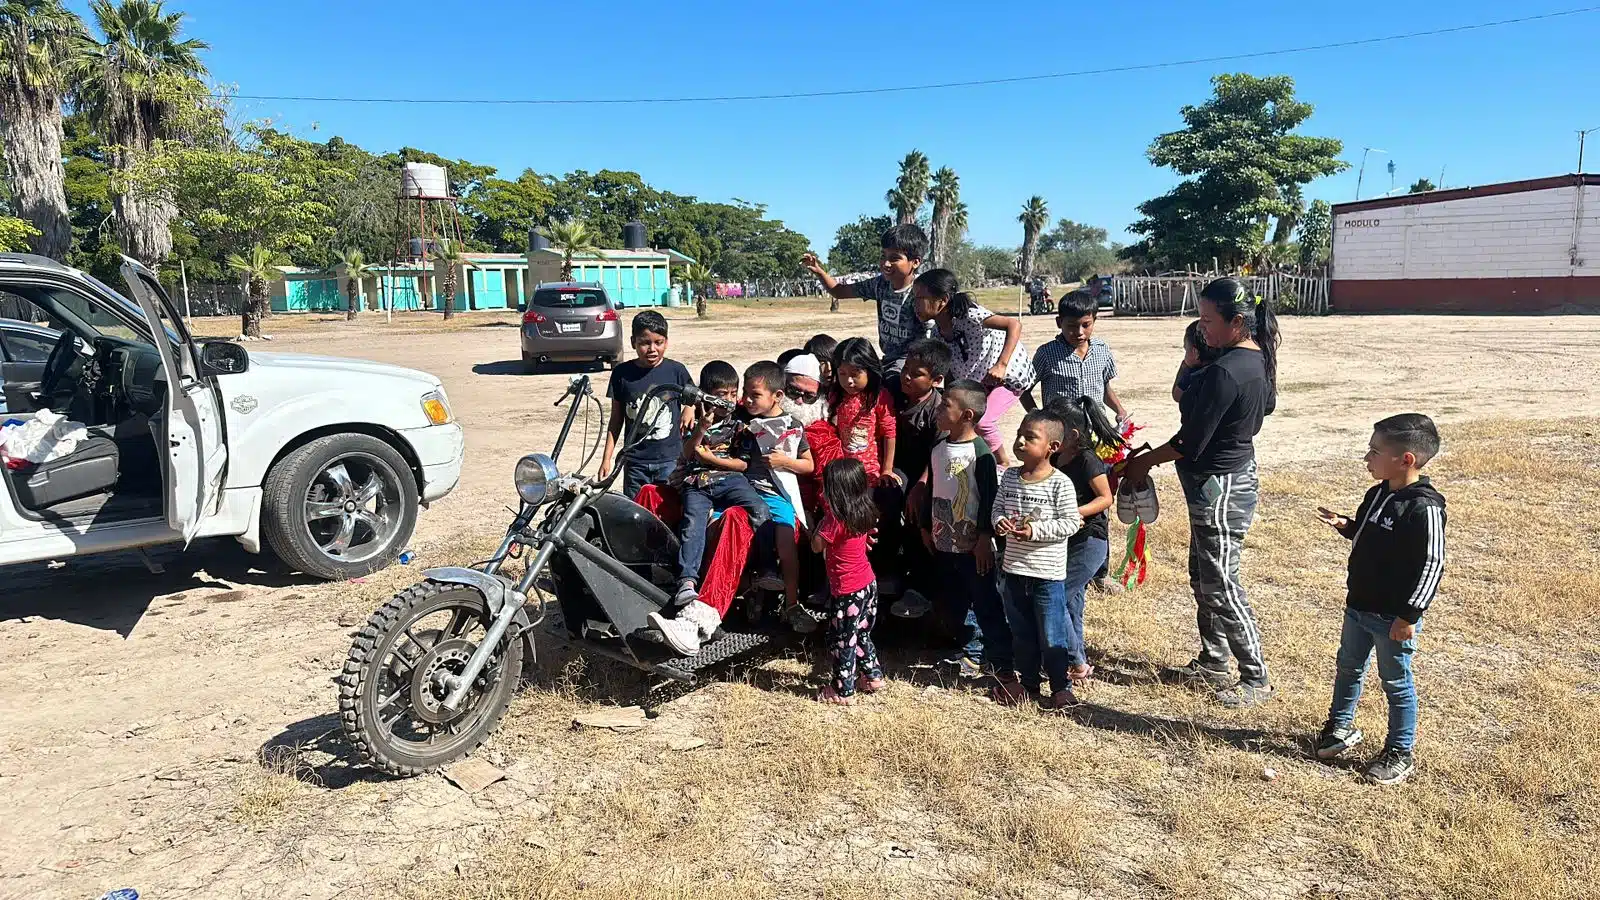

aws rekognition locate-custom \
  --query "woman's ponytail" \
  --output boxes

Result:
[1253,296,1280,394]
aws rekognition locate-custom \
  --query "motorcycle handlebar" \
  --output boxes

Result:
[679,383,736,411]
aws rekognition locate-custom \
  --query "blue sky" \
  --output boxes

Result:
[72,1,1600,252]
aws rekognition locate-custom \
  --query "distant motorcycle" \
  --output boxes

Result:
[1027,278,1053,315]
[338,374,788,776]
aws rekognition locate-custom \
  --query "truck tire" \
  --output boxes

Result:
[262,433,419,581]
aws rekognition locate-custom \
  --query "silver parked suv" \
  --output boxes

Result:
[519,282,624,373]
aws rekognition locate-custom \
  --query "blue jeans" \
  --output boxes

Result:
[676,475,771,584]
[1064,537,1109,668]
[622,457,676,503]
[1002,572,1070,695]
[1327,608,1421,752]
[935,551,1012,672]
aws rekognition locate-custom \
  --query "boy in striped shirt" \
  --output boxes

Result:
[1313,414,1448,786]
[992,411,1083,711]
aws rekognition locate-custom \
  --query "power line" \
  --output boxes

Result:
[229,6,1599,107]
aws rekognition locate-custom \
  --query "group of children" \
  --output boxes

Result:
[599,221,1448,784]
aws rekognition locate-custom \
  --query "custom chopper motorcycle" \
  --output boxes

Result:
[338,374,788,776]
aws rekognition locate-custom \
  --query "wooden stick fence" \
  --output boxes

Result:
[1112,273,1329,316]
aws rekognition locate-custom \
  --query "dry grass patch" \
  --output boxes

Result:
[231,743,320,830]
[379,417,1599,899]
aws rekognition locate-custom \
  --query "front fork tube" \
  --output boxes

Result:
[440,493,588,713]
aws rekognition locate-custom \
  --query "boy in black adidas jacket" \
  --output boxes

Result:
[1312,414,1447,786]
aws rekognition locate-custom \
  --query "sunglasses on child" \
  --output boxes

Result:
[784,385,819,403]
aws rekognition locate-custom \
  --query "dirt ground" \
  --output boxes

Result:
[4,304,1599,900]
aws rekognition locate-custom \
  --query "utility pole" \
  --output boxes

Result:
[1355,148,1388,200]
[179,259,191,323]
[1578,127,1600,173]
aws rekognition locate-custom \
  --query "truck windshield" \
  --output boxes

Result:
[533,289,605,309]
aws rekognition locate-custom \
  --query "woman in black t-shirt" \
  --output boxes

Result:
[1121,278,1280,709]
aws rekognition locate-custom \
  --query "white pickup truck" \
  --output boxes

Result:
[0,253,465,580]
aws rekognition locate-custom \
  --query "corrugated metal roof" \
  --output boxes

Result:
[1333,173,1600,215]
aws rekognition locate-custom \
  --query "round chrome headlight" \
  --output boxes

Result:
[513,453,560,505]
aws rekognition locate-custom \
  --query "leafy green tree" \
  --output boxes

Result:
[0,0,82,259]
[1038,218,1119,281]
[927,166,960,267]
[463,168,552,251]
[1123,73,1346,271]
[1297,199,1332,268]
[70,0,209,266]
[1408,178,1436,194]
[0,215,42,251]
[339,246,368,320]
[129,122,339,270]
[972,245,1017,282]
[828,213,893,274]
[1018,196,1049,281]
[542,219,598,281]
[61,111,119,281]
[226,243,283,338]
[887,150,929,225]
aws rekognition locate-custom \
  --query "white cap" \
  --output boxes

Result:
[784,353,821,382]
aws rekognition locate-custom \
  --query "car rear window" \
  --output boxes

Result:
[533,289,606,308]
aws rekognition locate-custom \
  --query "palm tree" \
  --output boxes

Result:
[927,166,961,267]
[680,262,713,318]
[887,150,930,225]
[431,238,473,321]
[950,201,969,241]
[0,0,82,260]
[338,247,369,321]
[69,0,208,266]
[1018,196,1049,282]
[1271,183,1303,247]
[227,243,283,339]
[542,219,598,281]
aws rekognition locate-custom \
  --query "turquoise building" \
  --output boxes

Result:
[268,247,694,314]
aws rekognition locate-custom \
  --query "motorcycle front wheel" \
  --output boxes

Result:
[338,579,524,777]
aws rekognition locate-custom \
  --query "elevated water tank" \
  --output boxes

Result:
[407,237,426,258]
[400,162,450,199]
[623,220,647,250]
[528,229,550,252]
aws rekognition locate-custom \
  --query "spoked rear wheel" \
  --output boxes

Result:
[339,580,524,777]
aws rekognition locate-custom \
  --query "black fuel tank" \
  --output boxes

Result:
[588,492,680,568]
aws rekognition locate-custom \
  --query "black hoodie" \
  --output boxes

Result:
[1337,477,1448,624]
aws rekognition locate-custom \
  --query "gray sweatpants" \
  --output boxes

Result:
[1178,462,1268,684]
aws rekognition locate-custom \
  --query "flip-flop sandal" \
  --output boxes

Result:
[1070,665,1095,684]
[859,678,887,694]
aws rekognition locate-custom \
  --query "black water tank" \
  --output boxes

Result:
[623,220,647,250]
[528,229,550,252]
[407,237,425,258]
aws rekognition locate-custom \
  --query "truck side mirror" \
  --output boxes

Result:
[199,341,250,376]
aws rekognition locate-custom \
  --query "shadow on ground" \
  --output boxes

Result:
[261,712,392,790]
[0,539,318,637]
[472,360,605,377]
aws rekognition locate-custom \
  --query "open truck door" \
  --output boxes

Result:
[118,257,227,544]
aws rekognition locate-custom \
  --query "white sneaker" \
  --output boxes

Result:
[683,599,723,641]
[647,611,702,655]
